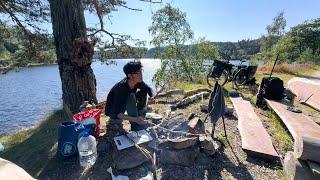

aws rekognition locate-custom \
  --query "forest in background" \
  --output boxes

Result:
[1,12,319,72]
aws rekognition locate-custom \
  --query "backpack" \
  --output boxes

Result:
[263,77,284,100]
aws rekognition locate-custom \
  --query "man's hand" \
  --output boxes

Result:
[135,117,150,125]
[147,97,156,105]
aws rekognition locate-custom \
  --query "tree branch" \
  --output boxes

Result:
[88,0,161,48]
[140,0,163,3]
[0,1,36,56]
[88,0,119,47]
[119,4,142,11]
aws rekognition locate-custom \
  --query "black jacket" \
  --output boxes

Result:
[104,78,152,119]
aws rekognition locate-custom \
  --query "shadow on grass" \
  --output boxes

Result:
[0,110,69,178]
[0,109,114,179]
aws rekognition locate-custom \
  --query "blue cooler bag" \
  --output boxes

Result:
[56,121,84,160]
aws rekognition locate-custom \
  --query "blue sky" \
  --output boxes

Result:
[66,0,319,46]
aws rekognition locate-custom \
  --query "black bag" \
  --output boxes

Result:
[256,54,284,108]
[262,77,284,100]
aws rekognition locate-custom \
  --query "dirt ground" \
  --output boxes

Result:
[38,93,284,180]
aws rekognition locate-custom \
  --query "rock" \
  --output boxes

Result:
[115,147,150,170]
[200,104,208,113]
[224,105,234,116]
[199,135,221,156]
[159,147,200,166]
[159,137,198,150]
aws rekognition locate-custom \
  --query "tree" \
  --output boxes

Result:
[48,0,97,113]
[149,4,219,88]
[1,0,161,113]
[266,12,286,36]
[290,18,320,55]
[149,4,194,81]
[260,12,287,62]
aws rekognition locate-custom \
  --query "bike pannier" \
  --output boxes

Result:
[209,60,227,78]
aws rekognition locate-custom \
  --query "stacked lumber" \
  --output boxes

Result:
[266,99,320,179]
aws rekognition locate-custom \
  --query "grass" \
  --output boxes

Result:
[0,109,69,178]
[175,80,207,91]
[212,63,320,154]
[0,63,319,178]
[267,111,293,155]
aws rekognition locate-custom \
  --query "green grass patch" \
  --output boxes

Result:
[174,80,207,91]
[0,109,69,178]
[267,111,293,154]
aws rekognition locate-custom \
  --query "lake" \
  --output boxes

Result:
[0,59,161,135]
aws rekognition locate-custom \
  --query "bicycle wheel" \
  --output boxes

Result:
[233,68,248,89]
[207,70,228,88]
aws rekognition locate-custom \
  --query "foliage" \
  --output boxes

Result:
[149,4,220,88]
[266,12,286,36]
[0,0,150,69]
[0,23,56,68]
[256,11,320,64]
[259,12,287,61]
[146,39,260,60]
[0,0,51,64]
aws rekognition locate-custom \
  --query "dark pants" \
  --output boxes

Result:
[107,91,148,140]
[126,91,148,131]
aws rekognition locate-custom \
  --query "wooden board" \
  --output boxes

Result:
[230,97,278,159]
[288,77,320,111]
[265,99,320,141]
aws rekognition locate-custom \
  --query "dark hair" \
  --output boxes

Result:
[123,61,143,76]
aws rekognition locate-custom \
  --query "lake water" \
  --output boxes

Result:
[0,59,161,135]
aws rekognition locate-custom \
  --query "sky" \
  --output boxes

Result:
[59,0,320,47]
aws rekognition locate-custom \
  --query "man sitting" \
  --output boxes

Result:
[105,61,153,135]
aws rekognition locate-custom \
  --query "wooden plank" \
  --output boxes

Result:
[288,77,320,111]
[308,161,320,176]
[265,99,320,141]
[230,97,278,159]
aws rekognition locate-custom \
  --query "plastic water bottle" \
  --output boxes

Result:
[77,131,97,167]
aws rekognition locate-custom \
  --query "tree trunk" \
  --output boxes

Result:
[49,0,97,114]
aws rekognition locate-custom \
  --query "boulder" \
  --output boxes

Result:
[199,135,221,156]
[159,137,198,150]
[159,147,200,166]
[115,147,150,170]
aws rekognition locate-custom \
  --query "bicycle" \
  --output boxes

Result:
[206,59,258,89]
